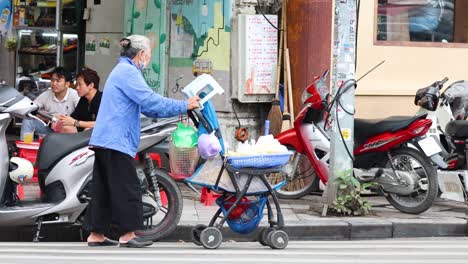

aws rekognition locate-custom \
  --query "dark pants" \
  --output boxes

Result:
[84,148,143,236]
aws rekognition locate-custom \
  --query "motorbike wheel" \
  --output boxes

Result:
[267,146,319,199]
[136,168,183,241]
[384,147,438,214]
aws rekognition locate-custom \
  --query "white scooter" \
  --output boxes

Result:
[0,83,183,242]
[415,78,468,202]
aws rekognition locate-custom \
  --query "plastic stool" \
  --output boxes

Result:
[15,141,40,198]
[134,153,162,168]
[16,140,40,164]
[148,153,162,167]
[16,183,41,200]
[16,168,39,200]
[17,185,24,200]
[159,190,168,207]
[181,74,224,110]
[31,168,38,183]
[200,187,220,206]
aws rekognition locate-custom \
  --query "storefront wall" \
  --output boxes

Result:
[355,1,468,119]
[123,0,167,95]
[85,0,125,88]
[165,0,232,112]
[0,48,15,85]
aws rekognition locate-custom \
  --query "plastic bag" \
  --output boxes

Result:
[216,196,267,234]
[221,196,250,220]
[253,135,288,154]
[198,131,222,160]
[172,123,198,148]
[229,135,288,156]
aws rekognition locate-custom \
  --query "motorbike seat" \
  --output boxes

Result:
[36,129,92,171]
[354,114,427,145]
[446,120,468,138]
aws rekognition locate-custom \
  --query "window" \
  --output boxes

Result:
[376,0,468,45]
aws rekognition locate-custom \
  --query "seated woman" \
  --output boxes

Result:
[59,68,102,133]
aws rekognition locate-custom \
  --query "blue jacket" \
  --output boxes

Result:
[90,57,188,157]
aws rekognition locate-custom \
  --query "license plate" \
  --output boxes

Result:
[418,137,442,157]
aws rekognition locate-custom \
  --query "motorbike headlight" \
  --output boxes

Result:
[301,89,311,104]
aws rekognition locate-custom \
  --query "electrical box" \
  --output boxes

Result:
[236,0,277,6]
[233,14,278,103]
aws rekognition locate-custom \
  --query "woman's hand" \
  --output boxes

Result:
[59,115,76,127]
[187,96,201,110]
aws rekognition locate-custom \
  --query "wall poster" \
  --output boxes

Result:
[126,0,168,94]
[0,0,12,38]
[243,15,277,95]
[167,0,231,106]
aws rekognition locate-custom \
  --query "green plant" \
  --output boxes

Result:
[330,173,375,216]
[5,37,16,50]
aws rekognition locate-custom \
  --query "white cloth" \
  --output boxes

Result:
[33,88,79,115]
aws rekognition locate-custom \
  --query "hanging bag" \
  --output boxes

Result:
[169,121,200,179]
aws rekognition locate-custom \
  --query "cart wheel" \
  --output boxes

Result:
[200,227,223,249]
[191,224,207,246]
[258,227,275,246]
[267,230,288,249]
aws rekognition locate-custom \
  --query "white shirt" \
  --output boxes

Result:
[33,88,80,115]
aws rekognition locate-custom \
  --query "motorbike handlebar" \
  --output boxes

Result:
[36,110,57,123]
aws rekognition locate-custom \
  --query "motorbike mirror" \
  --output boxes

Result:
[438,77,449,89]
[321,69,330,80]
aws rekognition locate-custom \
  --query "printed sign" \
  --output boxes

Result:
[243,15,278,95]
[99,37,111,56]
[0,0,12,37]
[85,34,97,55]
[341,128,352,141]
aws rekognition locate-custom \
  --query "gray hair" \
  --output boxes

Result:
[120,35,151,59]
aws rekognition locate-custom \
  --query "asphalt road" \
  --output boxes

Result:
[0,238,467,264]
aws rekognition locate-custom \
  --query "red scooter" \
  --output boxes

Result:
[272,70,438,214]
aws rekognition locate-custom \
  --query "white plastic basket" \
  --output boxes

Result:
[227,152,293,169]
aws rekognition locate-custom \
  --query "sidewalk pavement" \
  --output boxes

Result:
[167,189,468,242]
[1,184,467,242]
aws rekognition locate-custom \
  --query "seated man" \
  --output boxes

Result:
[59,68,102,133]
[20,67,80,140]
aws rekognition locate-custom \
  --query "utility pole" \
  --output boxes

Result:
[55,0,63,67]
[323,0,357,215]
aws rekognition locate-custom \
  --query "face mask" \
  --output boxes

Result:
[138,52,147,70]
[139,59,147,70]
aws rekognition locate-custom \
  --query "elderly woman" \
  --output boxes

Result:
[85,35,200,248]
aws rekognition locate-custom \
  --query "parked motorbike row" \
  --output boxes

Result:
[415,78,468,202]
[269,71,439,214]
[272,73,468,210]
